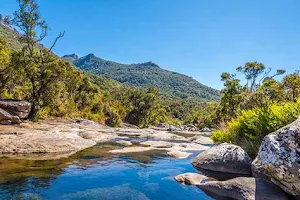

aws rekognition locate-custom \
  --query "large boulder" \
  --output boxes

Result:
[198,177,289,200]
[0,99,31,119]
[179,124,198,132]
[0,108,20,124]
[252,117,300,197]
[201,127,211,132]
[167,125,180,132]
[192,143,252,175]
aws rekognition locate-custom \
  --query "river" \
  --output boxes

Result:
[0,142,213,200]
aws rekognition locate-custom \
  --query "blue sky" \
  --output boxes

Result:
[1,0,299,89]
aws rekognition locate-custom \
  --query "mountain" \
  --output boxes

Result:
[0,23,44,51]
[62,54,220,101]
[0,23,23,50]
[1,22,219,102]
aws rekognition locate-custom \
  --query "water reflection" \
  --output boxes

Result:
[60,185,149,200]
[0,142,212,200]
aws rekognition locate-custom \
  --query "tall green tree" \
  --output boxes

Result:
[283,71,300,102]
[236,62,285,92]
[125,86,161,127]
[218,73,242,120]
[12,0,65,117]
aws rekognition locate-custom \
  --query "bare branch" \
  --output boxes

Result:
[46,31,65,58]
[258,67,271,86]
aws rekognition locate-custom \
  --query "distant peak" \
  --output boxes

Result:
[140,61,160,68]
[62,53,78,59]
[86,53,96,58]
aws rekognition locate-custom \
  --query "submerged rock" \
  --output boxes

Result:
[140,141,173,148]
[61,185,149,200]
[174,173,209,185]
[189,135,213,145]
[198,177,289,200]
[252,117,300,197]
[110,147,155,154]
[192,143,252,175]
[167,150,191,159]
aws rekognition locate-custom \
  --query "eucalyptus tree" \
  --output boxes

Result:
[12,0,65,117]
[283,71,300,102]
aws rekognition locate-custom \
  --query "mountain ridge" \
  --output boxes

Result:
[63,53,220,101]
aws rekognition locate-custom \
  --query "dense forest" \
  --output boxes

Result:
[1,0,300,158]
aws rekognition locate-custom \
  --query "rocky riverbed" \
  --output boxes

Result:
[0,118,213,160]
[1,116,299,199]
[174,117,300,200]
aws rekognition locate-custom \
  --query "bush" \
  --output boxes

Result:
[211,99,300,158]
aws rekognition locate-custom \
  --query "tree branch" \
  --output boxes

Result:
[48,31,65,54]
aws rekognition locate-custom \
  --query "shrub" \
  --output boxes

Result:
[211,99,300,158]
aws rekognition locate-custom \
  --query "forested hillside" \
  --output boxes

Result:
[0,15,215,128]
[63,54,220,101]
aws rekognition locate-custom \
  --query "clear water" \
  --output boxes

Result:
[0,143,213,200]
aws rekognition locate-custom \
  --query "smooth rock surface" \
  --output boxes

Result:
[0,108,20,124]
[174,173,209,185]
[167,150,191,159]
[198,177,289,200]
[252,117,300,196]
[192,143,252,175]
[116,140,132,146]
[189,135,213,145]
[201,127,211,132]
[0,130,96,155]
[0,99,31,119]
[110,147,155,154]
[140,141,173,148]
[0,119,213,160]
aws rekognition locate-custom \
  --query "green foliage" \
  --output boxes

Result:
[184,102,218,128]
[217,73,243,120]
[212,62,300,157]
[63,53,220,102]
[236,62,266,92]
[0,24,23,51]
[283,71,300,102]
[0,37,10,67]
[216,62,288,122]
[212,99,300,158]
[125,87,161,128]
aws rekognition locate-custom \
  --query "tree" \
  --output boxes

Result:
[11,0,65,117]
[236,62,266,92]
[236,62,285,92]
[218,73,243,120]
[283,71,300,102]
[125,86,160,127]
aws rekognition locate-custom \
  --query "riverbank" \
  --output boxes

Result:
[0,118,213,160]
